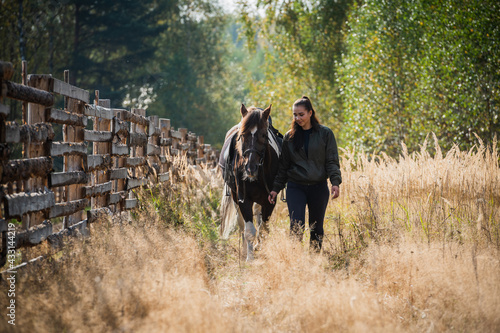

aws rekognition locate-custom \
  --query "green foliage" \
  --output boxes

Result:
[68,0,173,102]
[0,0,171,102]
[419,0,500,149]
[135,174,222,245]
[188,186,221,243]
[1,0,242,147]
[237,0,352,137]
[339,0,500,154]
[146,3,242,146]
[136,186,185,226]
[2,0,498,153]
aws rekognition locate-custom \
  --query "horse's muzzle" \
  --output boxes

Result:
[245,163,259,181]
[242,148,264,181]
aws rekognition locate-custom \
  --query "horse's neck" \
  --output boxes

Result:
[262,144,278,176]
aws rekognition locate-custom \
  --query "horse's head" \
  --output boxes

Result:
[236,104,272,181]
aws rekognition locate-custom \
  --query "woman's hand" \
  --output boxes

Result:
[331,186,340,199]
[268,191,278,204]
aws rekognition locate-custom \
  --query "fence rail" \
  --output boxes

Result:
[0,60,219,269]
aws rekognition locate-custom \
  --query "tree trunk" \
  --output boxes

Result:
[18,0,26,61]
[72,3,81,86]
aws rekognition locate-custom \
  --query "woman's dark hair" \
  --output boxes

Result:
[289,96,321,151]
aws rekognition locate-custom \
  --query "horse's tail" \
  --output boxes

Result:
[219,190,238,239]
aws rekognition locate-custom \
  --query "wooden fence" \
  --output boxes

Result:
[0,61,219,270]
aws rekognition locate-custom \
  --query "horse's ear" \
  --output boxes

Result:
[263,104,272,120]
[240,104,248,118]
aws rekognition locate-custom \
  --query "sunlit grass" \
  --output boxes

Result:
[1,137,499,332]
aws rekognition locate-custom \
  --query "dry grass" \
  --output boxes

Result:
[1,137,499,332]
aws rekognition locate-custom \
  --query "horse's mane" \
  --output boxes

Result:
[236,107,269,158]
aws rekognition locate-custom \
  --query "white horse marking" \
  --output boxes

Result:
[244,221,257,261]
[268,128,281,157]
[244,221,257,241]
[247,126,258,171]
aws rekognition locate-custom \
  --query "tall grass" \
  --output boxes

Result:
[334,134,499,248]
[1,138,499,332]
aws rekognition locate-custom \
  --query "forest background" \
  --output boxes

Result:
[1,0,498,154]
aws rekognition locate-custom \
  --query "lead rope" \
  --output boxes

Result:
[258,147,286,202]
[260,161,272,195]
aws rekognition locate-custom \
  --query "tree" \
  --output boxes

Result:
[146,0,242,145]
[1,0,242,146]
[339,0,500,154]
[0,0,171,104]
[0,0,75,121]
[237,0,352,138]
[68,0,173,103]
[419,0,500,148]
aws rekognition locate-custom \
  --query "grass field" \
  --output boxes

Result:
[2,136,499,332]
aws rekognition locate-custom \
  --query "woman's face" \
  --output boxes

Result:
[293,105,313,130]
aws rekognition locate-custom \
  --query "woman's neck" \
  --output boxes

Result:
[301,123,312,130]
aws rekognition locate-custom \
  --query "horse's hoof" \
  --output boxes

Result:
[244,222,257,241]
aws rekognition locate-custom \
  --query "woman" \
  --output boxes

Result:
[268,96,341,251]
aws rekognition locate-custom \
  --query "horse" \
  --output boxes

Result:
[219,104,282,261]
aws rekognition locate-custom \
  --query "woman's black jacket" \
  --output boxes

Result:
[271,124,342,193]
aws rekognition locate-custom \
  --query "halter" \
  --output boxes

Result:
[237,127,268,167]
[237,133,272,198]
[242,147,266,167]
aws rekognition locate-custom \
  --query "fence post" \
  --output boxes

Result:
[20,61,27,194]
[128,108,146,207]
[148,115,160,183]
[159,118,171,183]
[179,128,188,159]
[94,94,111,210]
[62,69,69,209]
[63,71,86,228]
[26,74,52,229]
[112,109,128,213]
[20,61,29,228]
[197,135,205,164]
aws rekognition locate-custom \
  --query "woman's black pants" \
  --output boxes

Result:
[286,180,330,251]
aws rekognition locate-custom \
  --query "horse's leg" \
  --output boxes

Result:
[235,204,247,259]
[238,201,255,261]
[252,202,274,252]
[253,203,263,250]
[253,203,263,232]
[260,202,275,236]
